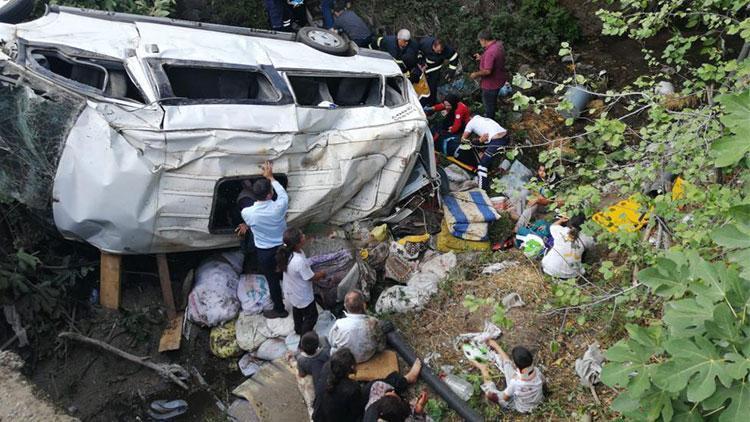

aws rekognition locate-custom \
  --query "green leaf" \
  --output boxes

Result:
[639,257,689,299]
[663,299,712,337]
[705,303,741,344]
[713,90,750,167]
[702,380,750,422]
[688,253,730,306]
[726,341,750,381]
[654,336,733,402]
[712,225,750,249]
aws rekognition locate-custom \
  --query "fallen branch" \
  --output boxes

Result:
[543,283,643,315]
[58,331,190,389]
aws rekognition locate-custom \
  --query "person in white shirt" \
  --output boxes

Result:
[541,215,587,279]
[461,115,509,190]
[328,290,385,363]
[276,228,327,334]
[470,339,544,413]
[240,161,289,318]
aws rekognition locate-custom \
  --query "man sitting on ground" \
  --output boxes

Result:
[329,290,385,363]
[470,339,544,413]
[461,115,509,190]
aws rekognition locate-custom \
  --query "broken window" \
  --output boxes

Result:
[162,65,278,102]
[209,175,289,234]
[385,76,407,107]
[29,50,145,102]
[288,75,381,107]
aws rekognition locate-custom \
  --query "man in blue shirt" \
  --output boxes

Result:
[241,161,289,318]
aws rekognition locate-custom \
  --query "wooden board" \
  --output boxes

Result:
[100,251,121,310]
[158,312,184,352]
[156,254,177,320]
[232,359,309,422]
[352,349,399,382]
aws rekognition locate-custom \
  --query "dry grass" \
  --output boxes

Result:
[391,250,619,421]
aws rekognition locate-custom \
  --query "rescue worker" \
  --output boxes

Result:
[264,0,307,32]
[418,37,459,105]
[332,0,372,47]
[263,0,289,31]
[372,29,421,82]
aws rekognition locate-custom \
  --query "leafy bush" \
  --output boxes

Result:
[358,0,581,66]
[602,233,750,421]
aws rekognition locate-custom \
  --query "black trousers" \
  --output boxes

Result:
[482,87,500,119]
[256,246,284,312]
[293,301,319,335]
[425,69,442,105]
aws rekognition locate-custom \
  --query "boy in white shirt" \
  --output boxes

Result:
[470,339,545,413]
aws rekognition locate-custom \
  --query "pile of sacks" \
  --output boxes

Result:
[376,252,456,314]
[185,249,350,363]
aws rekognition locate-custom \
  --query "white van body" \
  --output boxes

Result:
[0,7,436,254]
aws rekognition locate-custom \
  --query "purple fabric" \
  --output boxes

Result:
[479,41,509,90]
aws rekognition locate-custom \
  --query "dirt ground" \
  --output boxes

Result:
[27,253,239,421]
[0,351,78,421]
[394,250,618,421]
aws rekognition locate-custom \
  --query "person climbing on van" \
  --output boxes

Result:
[331,0,372,47]
[470,339,545,413]
[277,227,327,334]
[470,29,509,120]
[461,114,508,190]
[541,215,588,279]
[373,29,421,82]
[417,37,459,105]
[241,161,289,319]
[425,93,471,156]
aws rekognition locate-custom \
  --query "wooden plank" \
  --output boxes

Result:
[99,251,121,310]
[352,349,399,381]
[156,254,177,320]
[158,312,184,352]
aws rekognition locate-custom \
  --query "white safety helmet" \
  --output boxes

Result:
[397,29,411,41]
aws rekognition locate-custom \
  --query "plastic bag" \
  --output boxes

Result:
[265,314,295,338]
[314,311,336,340]
[210,319,243,359]
[235,313,269,352]
[517,234,545,258]
[237,274,274,315]
[255,338,288,361]
[187,258,241,327]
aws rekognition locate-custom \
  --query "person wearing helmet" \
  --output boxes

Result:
[372,29,421,82]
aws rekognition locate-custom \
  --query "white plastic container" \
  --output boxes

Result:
[441,373,474,401]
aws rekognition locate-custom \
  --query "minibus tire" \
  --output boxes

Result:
[296,26,350,56]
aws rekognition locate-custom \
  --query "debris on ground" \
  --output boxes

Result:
[58,331,191,390]
[575,342,605,388]
[481,260,519,274]
[501,292,526,309]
